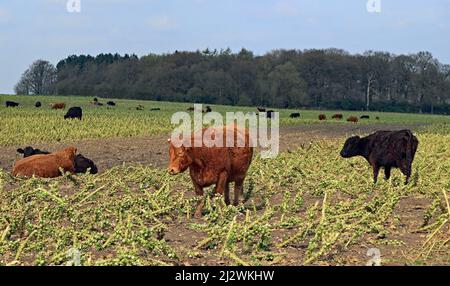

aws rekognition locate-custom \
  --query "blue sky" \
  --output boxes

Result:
[0,0,449,94]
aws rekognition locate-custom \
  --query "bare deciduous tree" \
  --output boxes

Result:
[15,60,57,95]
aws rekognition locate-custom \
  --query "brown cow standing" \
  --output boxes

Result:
[332,114,343,120]
[340,130,419,184]
[168,126,253,217]
[319,114,327,121]
[51,103,66,110]
[347,116,359,123]
[13,147,77,178]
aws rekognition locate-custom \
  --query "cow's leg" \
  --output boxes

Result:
[384,167,392,181]
[400,163,412,185]
[193,182,205,218]
[234,178,244,206]
[224,182,231,206]
[372,164,380,184]
[215,171,230,205]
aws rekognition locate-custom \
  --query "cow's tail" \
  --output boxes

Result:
[404,130,417,164]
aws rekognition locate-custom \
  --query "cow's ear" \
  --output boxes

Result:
[17,148,24,154]
[66,146,77,155]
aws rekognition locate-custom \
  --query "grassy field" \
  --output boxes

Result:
[0,94,449,266]
[1,94,449,146]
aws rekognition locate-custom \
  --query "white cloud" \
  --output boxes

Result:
[147,15,176,31]
[393,18,411,29]
[274,1,301,17]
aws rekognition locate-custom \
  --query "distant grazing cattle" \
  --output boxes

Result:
[93,98,98,103]
[340,130,419,184]
[13,147,77,178]
[35,102,42,108]
[64,107,82,120]
[107,101,116,106]
[332,114,343,120]
[360,115,370,120]
[151,108,161,111]
[376,117,380,120]
[187,107,195,112]
[51,103,66,110]
[5,101,19,107]
[266,110,275,119]
[319,114,327,121]
[168,126,254,217]
[347,116,359,123]
[290,113,301,119]
[204,106,212,113]
[16,146,98,174]
[257,107,266,113]
[136,105,144,111]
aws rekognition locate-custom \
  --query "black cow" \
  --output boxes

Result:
[360,115,370,119]
[257,107,266,113]
[204,106,212,113]
[107,101,116,106]
[6,101,19,107]
[266,110,275,119]
[17,147,50,157]
[340,130,419,184]
[290,113,301,119]
[74,154,98,174]
[93,98,98,103]
[64,107,82,120]
[150,108,161,111]
[35,102,42,108]
[17,147,98,174]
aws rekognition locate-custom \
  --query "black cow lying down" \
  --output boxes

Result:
[340,130,419,184]
[17,147,98,174]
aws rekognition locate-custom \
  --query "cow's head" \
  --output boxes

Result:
[75,154,98,174]
[62,147,77,161]
[340,136,361,158]
[168,139,193,175]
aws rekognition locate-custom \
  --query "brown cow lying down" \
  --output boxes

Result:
[340,130,419,184]
[168,126,254,218]
[13,147,77,178]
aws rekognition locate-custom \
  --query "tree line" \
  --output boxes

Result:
[15,48,450,114]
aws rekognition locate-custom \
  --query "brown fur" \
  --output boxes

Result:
[332,114,343,120]
[347,116,359,123]
[319,114,327,121]
[51,103,66,110]
[168,126,253,217]
[13,147,77,178]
